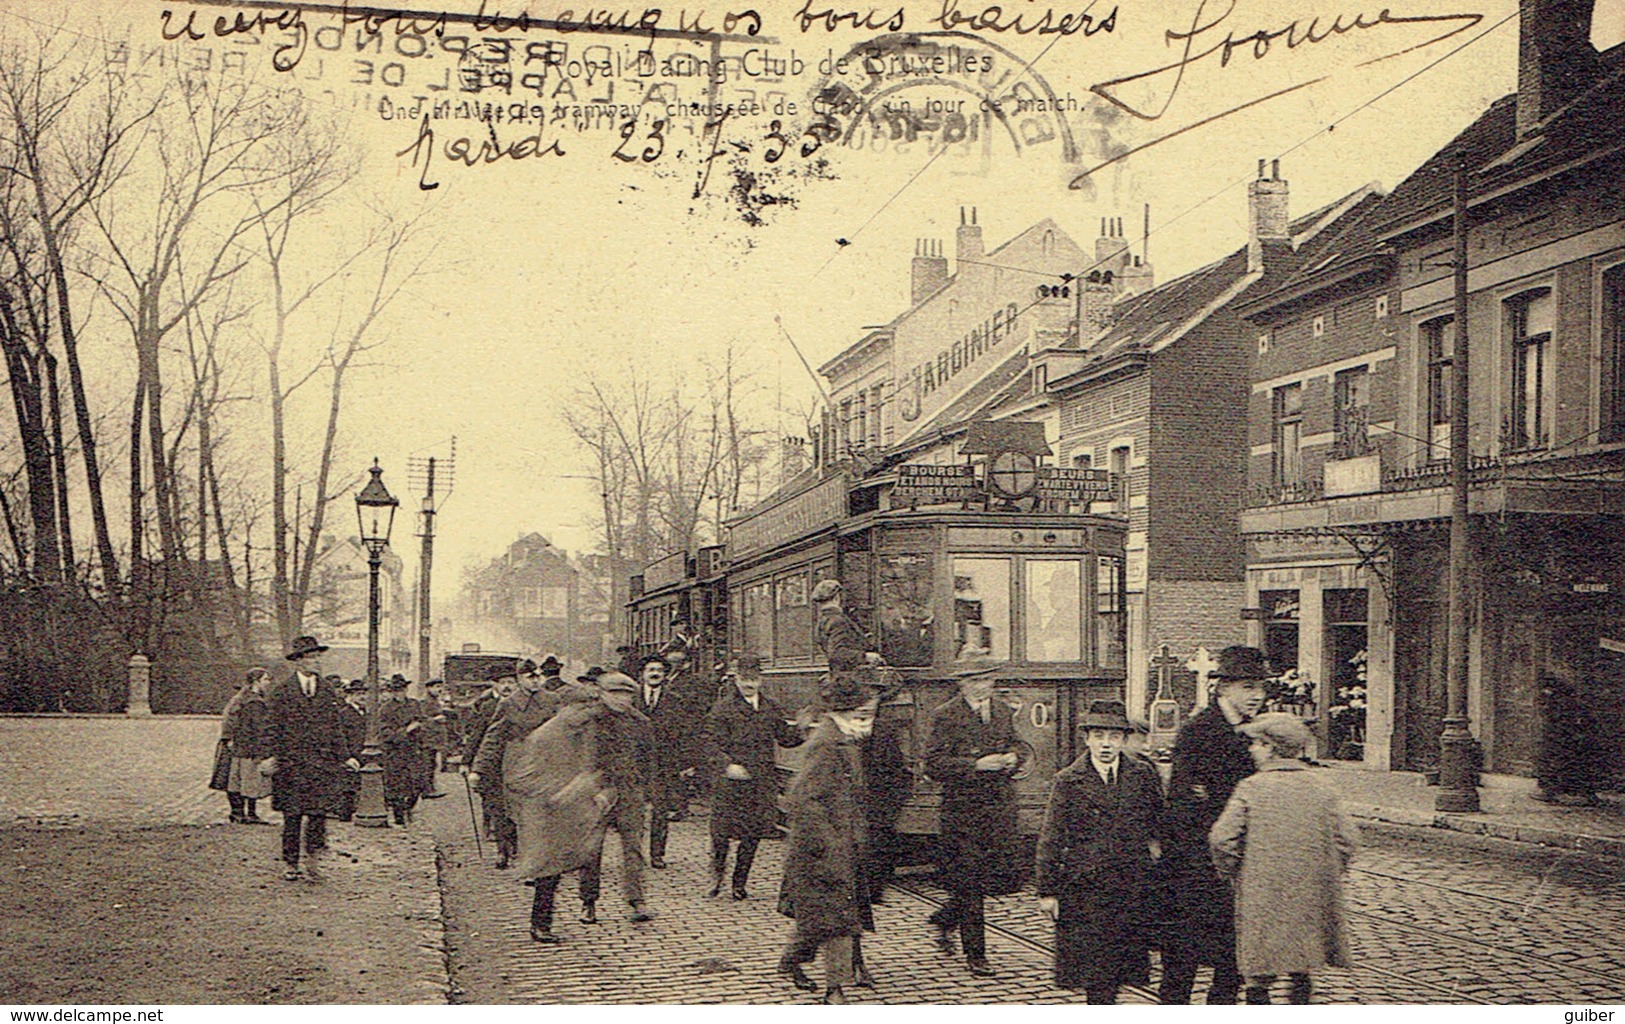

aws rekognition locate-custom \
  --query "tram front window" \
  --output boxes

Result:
[953,557,1010,661]
[1025,559,1084,662]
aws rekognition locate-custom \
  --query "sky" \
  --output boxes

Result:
[9,0,1625,611]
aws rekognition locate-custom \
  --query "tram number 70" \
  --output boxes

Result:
[1029,702,1053,729]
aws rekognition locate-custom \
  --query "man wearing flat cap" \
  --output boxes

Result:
[924,662,1023,977]
[1035,700,1163,1003]
[262,636,358,881]
[1158,644,1269,1004]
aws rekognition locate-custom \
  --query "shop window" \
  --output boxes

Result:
[744,582,774,661]
[952,557,1011,661]
[876,553,934,666]
[1603,264,1625,442]
[1324,588,1369,760]
[1272,384,1304,486]
[776,572,813,658]
[1259,589,1300,680]
[1423,315,1455,460]
[1096,555,1125,669]
[1508,288,1555,450]
[1025,559,1084,662]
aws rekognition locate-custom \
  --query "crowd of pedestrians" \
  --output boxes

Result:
[215,624,1356,1005]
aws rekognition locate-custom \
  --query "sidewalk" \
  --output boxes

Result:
[1313,760,1625,858]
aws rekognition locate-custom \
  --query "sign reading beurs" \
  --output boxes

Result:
[728,475,848,559]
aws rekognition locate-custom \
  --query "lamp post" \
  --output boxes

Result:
[353,458,399,828]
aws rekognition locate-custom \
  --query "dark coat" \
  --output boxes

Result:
[705,688,803,839]
[1159,703,1257,961]
[780,720,870,944]
[379,695,424,805]
[233,691,275,761]
[816,606,874,678]
[636,681,699,809]
[925,694,1023,896]
[459,692,499,764]
[265,672,354,815]
[1036,754,1162,991]
[471,686,567,813]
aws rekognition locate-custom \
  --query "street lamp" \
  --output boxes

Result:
[353,458,399,829]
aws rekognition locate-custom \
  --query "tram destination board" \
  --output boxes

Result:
[894,464,980,504]
[1034,467,1115,500]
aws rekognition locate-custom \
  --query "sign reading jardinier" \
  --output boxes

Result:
[728,475,848,559]
[1034,467,1115,500]
[893,464,979,505]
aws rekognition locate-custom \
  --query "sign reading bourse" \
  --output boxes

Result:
[894,464,979,504]
[1034,467,1114,500]
[728,475,849,559]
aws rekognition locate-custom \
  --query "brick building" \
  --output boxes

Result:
[1239,0,1625,781]
[456,533,614,669]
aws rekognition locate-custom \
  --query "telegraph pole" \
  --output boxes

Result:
[1437,155,1481,813]
[417,457,436,683]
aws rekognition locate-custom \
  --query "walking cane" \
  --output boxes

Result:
[461,771,485,862]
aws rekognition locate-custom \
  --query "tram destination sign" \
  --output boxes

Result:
[1034,467,1115,500]
[643,550,689,593]
[728,475,848,559]
[894,464,980,504]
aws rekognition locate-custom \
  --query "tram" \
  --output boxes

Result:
[626,544,729,698]
[627,425,1128,837]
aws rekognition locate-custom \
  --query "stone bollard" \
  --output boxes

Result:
[127,653,153,717]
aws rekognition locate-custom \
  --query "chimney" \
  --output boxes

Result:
[1094,215,1130,275]
[911,238,949,305]
[1517,0,1600,139]
[1248,158,1290,272]
[956,205,984,266]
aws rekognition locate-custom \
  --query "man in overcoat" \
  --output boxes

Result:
[1157,644,1268,1004]
[261,636,358,881]
[636,655,698,868]
[379,673,425,825]
[335,678,368,822]
[470,668,569,869]
[924,662,1022,977]
[704,652,804,899]
[1035,700,1163,1003]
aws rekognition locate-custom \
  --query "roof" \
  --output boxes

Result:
[1375,47,1625,239]
[894,347,1033,447]
[1233,191,1392,318]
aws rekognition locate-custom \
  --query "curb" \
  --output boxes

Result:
[1348,803,1625,859]
[398,828,454,1003]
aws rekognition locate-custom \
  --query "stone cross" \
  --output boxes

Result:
[1149,644,1182,701]
[1186,646,1218,711]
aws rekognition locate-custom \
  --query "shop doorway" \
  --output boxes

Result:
[1324,589,1369,760]
[1395,597,1447,772]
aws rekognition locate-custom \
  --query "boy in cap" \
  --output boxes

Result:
[1209,713,1358,1004]
[1035,700,1163,1003]
[1158,645,1269,1004]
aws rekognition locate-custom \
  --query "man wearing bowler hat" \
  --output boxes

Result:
[925,661,1023,977]
[1157,644,1269,1004]
[261,636,358,881]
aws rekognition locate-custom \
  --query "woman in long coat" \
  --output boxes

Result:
[229,672,274,822]
[1209,713,1359,1005]
[1035,701,1163,1002]
[704,654,803,899]
[777,678,877,1004]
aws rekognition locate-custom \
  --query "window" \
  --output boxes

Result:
[952,557,1010,661]
[1109,445,1130,507]
[876,553,933,666]
[1333,366,1370,459]
[1423,315,1455,461]
[1508,288,1555,450]
[1375,295,1389,319]
[1096,555,1125,669]
[1313,315,1325,337]
[870,385,885,445]
[1258,332,1271,354]
[1033,363,1047,394]
[854,394,867,448]
[1603,265,1625,442]
[1025,559,1084,662]
[1272,383,1304,486]
[1071,452,1092,469]
[775,572,813,658]
[743,582,774,661]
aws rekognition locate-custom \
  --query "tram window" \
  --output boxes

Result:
[744,582,774,662]
[876,553,934,667]
[953,557,1011,661]
[1097,555,1126,669]
[1025,559,1084,662]
[776,572,814,658]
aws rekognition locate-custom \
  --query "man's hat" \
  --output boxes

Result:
[810,579,843,604]
[615,644,633,654]
[342,678,367,694]
[537,654,562,673]
[818,673,877,712]
[596,671,637,694]
[1080,699,1133,733]
[285,635,329,661]
[1239,712,1314,757]
[577,666,605,684]
[384,673,410,691]
[324,674,344,686]
[642,654,668,670]
[731,652,764,676]
[670,612,690,626]
[518,658,537,676]
[1128,716,1151,736]
[1212,645,1272,683]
